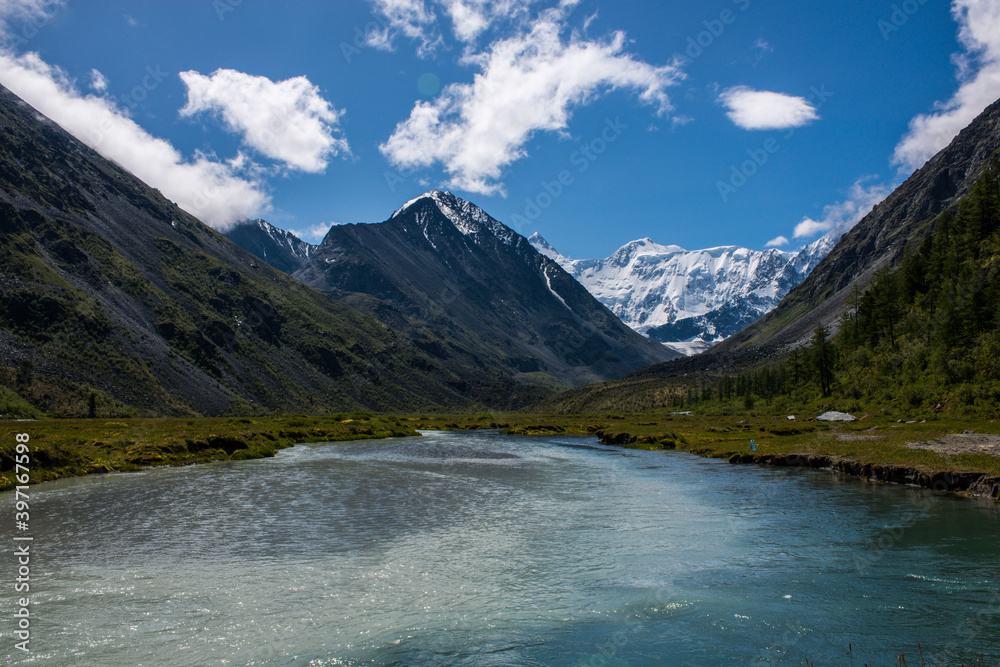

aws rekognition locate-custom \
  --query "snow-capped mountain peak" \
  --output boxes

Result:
[531,233,834,355]
[248,219,315,261]
[528,232,567,262]
[224,219,316,274]
[392,190,517,246]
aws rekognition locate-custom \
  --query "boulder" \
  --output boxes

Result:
[817,411,857,422]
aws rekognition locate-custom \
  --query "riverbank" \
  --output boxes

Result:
[5,411,1000,500]
[515,413,1000,502]
[0,414,417,492]
[408,412,1000,502]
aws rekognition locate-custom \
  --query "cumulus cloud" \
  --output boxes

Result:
[179,69,349,174]
[0,51,270,230]
[893,0,1000,171]
[380,6,681,194]
[793,179,891,240]
[765,235,789,248]
[719,86,819,131]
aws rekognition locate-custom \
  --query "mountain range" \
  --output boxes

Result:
[230,191,678,387]
[0,82,672,416]
[0,85,546,415]
[292,190,677,387]
[228,210,836,361]
[530,233,834,356]
[4,71,998,419]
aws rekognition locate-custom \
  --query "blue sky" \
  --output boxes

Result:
[1,0,998,259]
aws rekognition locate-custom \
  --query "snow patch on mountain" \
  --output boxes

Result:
[393,190,517,246]
[249,218,315,262]
[530,232,835,355]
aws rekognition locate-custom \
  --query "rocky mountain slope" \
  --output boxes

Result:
[224,219,314,274]
[293,190,678,386]
[0,85,547,416]
[717,95,1000,361]
[531,233,834,355]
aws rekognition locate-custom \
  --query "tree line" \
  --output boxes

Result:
[680,156,1000,415]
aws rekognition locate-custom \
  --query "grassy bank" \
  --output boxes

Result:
[4,411,1000,498]
[0,413,417,492]
[406,411,1000,497]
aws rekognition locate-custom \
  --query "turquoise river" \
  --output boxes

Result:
[2,430,999,665]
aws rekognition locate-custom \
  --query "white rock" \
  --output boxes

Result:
[816,411,857,422]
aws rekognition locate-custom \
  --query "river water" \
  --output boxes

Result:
[2,430,999,665]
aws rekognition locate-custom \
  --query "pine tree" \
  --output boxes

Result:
[811,324,835,396]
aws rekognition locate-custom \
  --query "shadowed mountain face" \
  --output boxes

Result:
[224,219,315,274]
[294,190,678,387]
[0,85,549,415]
[541,96,1000,412]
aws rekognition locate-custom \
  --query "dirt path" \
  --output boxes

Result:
[905,432,1000,456]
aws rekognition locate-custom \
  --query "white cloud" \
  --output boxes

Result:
[366,0,441,55]
[179,69,348,174]
[0,51,270,230]
[0,0,60,40]
[765,235,789,248]
[88,68,107,92]
[380,6,681,194]
[367,0,580,52]
[892,0,1000,171]
[793,179,891,239]
[719,86,819,131]
[289,221,337,244]
[443,0,545,42]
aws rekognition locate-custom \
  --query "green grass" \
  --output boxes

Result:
[3,411,999,496]
[0,414,417,491]
[404,411,1000,482]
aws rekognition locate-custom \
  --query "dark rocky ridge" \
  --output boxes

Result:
[294,190,678,387]
[224,219,315,274]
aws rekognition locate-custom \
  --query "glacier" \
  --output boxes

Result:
[530,233,835,356]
